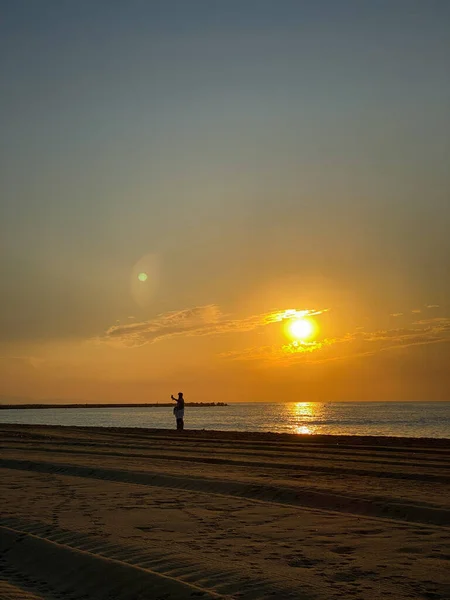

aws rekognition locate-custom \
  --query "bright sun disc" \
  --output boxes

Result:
[288,318,315,341]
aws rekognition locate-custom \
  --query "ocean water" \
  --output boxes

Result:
[1,402,449,438]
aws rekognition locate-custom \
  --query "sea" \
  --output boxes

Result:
[1,402,449,438]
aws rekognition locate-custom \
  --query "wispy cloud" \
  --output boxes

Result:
[101,305,328,348]
[412,317,450,330]
[319,318,450,362]
[390,313,403,317]
[263,308,328,324]
[102,305,222,347]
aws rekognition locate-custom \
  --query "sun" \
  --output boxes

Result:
[287,318,315,341]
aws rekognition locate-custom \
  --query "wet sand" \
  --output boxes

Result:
[1,424,449,600]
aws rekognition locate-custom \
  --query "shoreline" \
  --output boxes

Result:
[1,422,449,446]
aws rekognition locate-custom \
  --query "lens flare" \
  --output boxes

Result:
[131,254,159,307]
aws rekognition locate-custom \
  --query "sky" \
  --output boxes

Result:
[1,0,449,404]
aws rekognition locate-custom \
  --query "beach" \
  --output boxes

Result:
[1,425,449,600]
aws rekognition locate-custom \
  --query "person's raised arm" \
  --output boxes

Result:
[171,395,176,402]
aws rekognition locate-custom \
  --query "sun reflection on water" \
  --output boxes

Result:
[295,425,313,434]
[289,402,320,435]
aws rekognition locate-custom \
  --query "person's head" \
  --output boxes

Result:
[178,392,183,399]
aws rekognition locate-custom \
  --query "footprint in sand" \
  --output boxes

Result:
[331,545,355,554]
[288,556,320,568]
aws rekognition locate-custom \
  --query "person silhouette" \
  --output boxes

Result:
[171,392,185,430]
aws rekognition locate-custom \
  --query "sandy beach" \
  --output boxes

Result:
[1,425,449,600]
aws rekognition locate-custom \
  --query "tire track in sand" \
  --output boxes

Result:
[0,518,312,600]
[1,458,449,527]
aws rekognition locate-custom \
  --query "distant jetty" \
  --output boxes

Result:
[0,402,228,410]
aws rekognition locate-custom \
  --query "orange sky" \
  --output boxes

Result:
[1,3,450,404]
[1,299,449,403]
